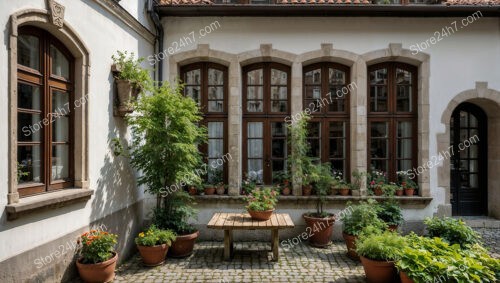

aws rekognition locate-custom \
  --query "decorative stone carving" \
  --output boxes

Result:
[47,0,65,28]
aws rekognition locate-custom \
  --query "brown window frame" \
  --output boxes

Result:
[180,62,228,183]
[303,63,351,179]
[367,62,418,182]
[17,26,74,197]
[242,63,291,185]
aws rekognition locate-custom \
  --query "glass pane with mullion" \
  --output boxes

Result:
[370,69,387,85]
[329,69,345,85]
[52,116,69,142]
[247,100,263,112]
[248,159,263,184]
[305,99,320,113]
[396,85,412,112]
[272,139,286,158]
[329,138,345,158]
[52,90,71,113]
[271,69,287,85]
[271,100,287,112]
[208,68,224,85]
[248,139,263,158]
[370,86,388,112]
[305,69,321,85]
[330,159,345,176]
[185,69,201,85]
[208,100,224,112]
[397,159,412,171]
[371,159,388,173]
[185,86,201,104]
[371,122,388,138]
[18,83,41,110]
[50,45,70,80]
[18,145,43,184]
[208,139,223,158]
[305,86,321,99]
[371,139,388,158]
[52,144,69,181]
[18,113,43,142]
[247,86,263,99]
[329,122,345,137]
[18,35,40,70]
[328,86,345,112]
[247,69,263,85]
[397,138,412,159]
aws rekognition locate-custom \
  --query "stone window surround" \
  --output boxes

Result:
[170,43,430,197]
[6,9,91,217]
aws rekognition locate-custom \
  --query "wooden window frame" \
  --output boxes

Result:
[367,62,418,182]
[242,63,291,185]
[303,63,351,179]
[17,26,74,197]
[180,62,228,183]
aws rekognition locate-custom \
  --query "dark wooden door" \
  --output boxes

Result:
[450,103,487,216]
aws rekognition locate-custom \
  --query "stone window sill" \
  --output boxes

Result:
[194,195,432,205]
[6,188,94,220]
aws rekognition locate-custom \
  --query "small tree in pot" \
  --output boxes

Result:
[303,163,336,248]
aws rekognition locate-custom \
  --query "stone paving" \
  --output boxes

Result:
[99,228,499,283]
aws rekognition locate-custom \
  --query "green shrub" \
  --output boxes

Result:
[111,50,151,90]
[355,229,406,261]
[396,233,499,283]
[135,225,176,247]
[245,187,278,211]
[424,217,481,248]
[341,199,386,236]
[377,200,404,226]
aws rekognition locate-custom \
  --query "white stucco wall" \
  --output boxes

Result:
[0,0,154,262]
[161,16,500,221]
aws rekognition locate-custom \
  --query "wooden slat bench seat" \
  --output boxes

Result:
[207,212,295,261]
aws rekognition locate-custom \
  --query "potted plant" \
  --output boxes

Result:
[135,225,176,266]
[274,170,291,196]
[368,170,387,196]
[111,51,151,116]
[241,174,257,195]
[338,182,351,196]
[397,171,418,196]
[302,163,336,248]
[356,228,405,283]
[76,230,118,283]
[211,168,225,195]
[424,217,481,248]
[185,172,202,196]
[395,185,404,196]
[245,187,278,221]
[340,199,387,260]
[377,200,404,231]
[113,80,206,259]
[381,183,400,196]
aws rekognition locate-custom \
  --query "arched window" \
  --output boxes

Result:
[243,63,290,185]
[181,62,228,183]
[17,26,74,196]
[368,62,417,182]
[303,63,350,178]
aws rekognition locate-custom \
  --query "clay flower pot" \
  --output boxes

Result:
[76,252,118,283]
[204,186,216,195]
[282,187,291,196]
[137,244,169,266]
[303,214,335,247]
[188,186,197,196]
[168,230,199,258]
[216,185,225,195]
[359,256,398,283]
[373,187,384,196]
[395,189,404,196]
[342,232,359,260]
[302,185,313,196]
[404,188,415,196]
[115,79,140,114]
[388,225,398,232]
[400,271,415,283]
[338,188,350,196]
[248,209,274,221]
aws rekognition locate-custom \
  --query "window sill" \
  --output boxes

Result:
[194,195,432,205]
[6,188,94,220]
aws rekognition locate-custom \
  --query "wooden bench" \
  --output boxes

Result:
[207,212,295,261]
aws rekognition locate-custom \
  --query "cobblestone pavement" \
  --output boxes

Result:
[102,228,499,283]
[113,241,365,283]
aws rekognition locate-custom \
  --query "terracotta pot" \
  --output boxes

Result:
[204,187,215,195]
[188,186,197,196]
[76,252,117,283]
[216,185,225,195]
[400,271,415,283]
[360,256,398,283]
[339,188,350,196]
[330,187,338,195]
[342,232,359,260]
[395,190,404,196]
[373,187,384,196]
[137,244,169,266]
[388,225,398,232]
[282,187,291,196]
[303,214,335,248]
[248,209,274,221]
[168,230,199,258]
[283,180,290,186]
[404,188,415,196]
[302,185,313,196]
[116,79,140,113]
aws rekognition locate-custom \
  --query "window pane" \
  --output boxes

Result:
[18,35,40,70]
[329,139,345,158]
[248,140,263,158]
[397,85,412,112]
[271,101,287,112]
[52,145,69,181]
[371,122,388,138]
[329,122,345,137]
[53,116,69,142]
[305,86,321,99]
[208,140,223,158]
[18,113,42,142]
[370,86,388,112]
[18,145,43,184]
[208,68,224,85]
[328,86,346,112]
[185,69,201,85]
[370,68,387,85]
[398,160,412,172]
[396,68,412,84]
[308,122,321,137]
[247,86,263,99]
[397,139,412,158]
[272,160,285,176]
[272,122,286,137]
[248,122,263,138]
[248,160,263,183]
[329,69,345,85]
[50,45,70,80]
[330,160,344,174]
[208,86,223,100]
[271,86,287,100]
[371,139,388,158]
[247,101,263,112]
[247,69,263,85]
[208,122,223,138]
[371,160,388,173]
[52,90,70,113]
[305,69,321,84]
[208,101,224,112]
[185,86,201,104]
[18,83,41,110]
[397,122,412,138]
[271,69,287,85]
[272,140,286,158]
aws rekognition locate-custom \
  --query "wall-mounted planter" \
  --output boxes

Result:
[112,64,141,117]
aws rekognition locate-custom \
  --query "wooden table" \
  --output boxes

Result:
[207,212,295,261]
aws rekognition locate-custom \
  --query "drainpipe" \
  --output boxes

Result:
[147,0,164,83]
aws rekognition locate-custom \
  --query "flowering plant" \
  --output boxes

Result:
[368,170,387,189]
[78,230,117,264]
[397,171,418,189]
[245,187,278,211]
[135,225,176,247]
[241,174,258,195]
